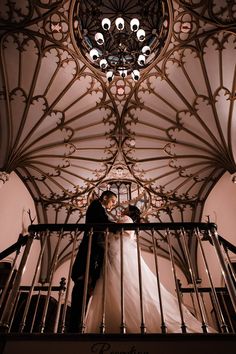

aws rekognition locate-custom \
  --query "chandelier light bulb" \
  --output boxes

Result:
[119,69,128,78]
[130,18,140,32]
[89,48,99,61]
[106,70,114,82]
[137,28,145,41]
[115,17,125,31]
[100,58,108,69]
[142,45,151,56]
[102,18,111,30]
[95,32,104,45]
[132,69,140,81]
[138,54,145,66]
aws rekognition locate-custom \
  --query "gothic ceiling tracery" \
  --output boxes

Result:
[0,0,236,277]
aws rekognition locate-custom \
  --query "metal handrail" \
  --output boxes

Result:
[0,234,29,261]
[28,222,217,233]
[218,235,236,254]
[1,221,235,334]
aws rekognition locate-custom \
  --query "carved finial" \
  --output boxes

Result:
[27,209,36,224]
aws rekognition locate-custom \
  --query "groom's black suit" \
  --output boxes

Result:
[69,198,115,332]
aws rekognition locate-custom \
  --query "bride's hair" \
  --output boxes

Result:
[127,205,141,223]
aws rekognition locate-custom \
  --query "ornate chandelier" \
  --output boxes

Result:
[72,0,170,82]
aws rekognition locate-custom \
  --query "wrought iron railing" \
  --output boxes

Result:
[0,222,235,334]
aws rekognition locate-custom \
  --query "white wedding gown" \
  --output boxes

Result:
[85,215,216,333]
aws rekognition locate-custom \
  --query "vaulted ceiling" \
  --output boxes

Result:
[0,1,236,275]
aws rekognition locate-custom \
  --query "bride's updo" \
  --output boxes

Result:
[127,205,141,223]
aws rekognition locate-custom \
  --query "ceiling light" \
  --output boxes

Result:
[119,69,128,78]
[100,58,108,69]
[73,0,170,82]
[102,18,111,30]
[106,70,114,82]
[138,54,146,66]
[142,46,151,56]
[137,29,145,41]
[130,18,140,32]
[115,17,125,31]
[95,32,104,45]
[89,48,99,61]
[132,70,140,81]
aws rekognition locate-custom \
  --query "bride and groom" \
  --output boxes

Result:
[69,190,216,333]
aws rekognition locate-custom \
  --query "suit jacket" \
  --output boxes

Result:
[71,199,114,283]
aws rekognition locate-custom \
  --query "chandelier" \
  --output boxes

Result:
[72,0,170,82]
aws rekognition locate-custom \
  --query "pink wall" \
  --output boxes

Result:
[200,172,236,286]
[0,172,38,253]
[203,172,236,244]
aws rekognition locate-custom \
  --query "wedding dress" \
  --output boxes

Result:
[85,215,216,333]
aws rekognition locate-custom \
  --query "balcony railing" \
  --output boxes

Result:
[0,222,236,335]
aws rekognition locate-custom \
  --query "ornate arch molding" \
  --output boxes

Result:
[176,0,236,27]
[0,30,119,221]
[120,29,236,219]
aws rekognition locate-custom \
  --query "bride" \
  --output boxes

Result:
[85,205,216,333]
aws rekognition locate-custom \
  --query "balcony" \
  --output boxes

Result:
[0,222,236,353]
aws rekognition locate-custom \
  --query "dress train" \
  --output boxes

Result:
[85,216,216,333]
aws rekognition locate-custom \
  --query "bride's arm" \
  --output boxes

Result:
[108,215,134,239]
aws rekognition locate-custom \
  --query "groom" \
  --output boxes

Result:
[69,190,117,332]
